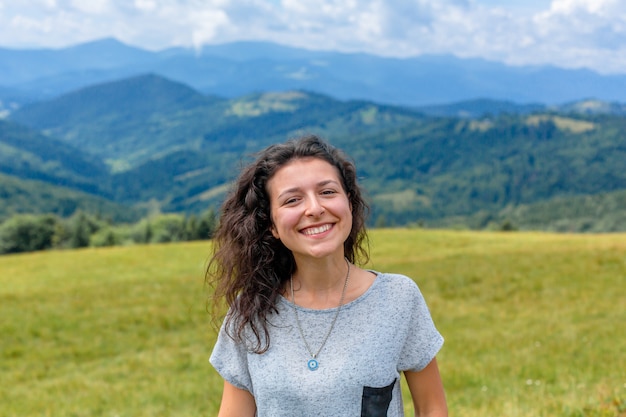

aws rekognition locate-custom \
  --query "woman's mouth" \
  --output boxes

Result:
[301,224,332,236]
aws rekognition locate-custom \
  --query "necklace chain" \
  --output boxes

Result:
[290,258,351,365]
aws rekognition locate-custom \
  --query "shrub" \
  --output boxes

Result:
[150,214,187,243]
[0,214,58,254]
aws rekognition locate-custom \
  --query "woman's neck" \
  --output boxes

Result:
[290,255,350,309]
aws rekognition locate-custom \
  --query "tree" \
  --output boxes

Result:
[0,214,58,254]
[500,219,518,232]
[90,226,120,247]
[195,209,217,240]
[150,214,186,243]
[69,211,93,248]
[185,215,198,241]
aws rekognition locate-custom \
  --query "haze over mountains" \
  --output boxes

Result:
[1,39,626,232]
[3,38,626,110]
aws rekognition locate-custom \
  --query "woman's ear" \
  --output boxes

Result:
[270,224,280,240]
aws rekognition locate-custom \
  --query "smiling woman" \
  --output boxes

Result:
[206,135,447,417]
[267,157,354,261]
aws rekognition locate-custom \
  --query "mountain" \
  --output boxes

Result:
[5,73,626,232]
[554,99,626,116]
[415,99,546,118]
[3,38,626,107]
[9,74,225,169]
[0,174,144,223]
[490,190,626,233]
[10,74,423,171]
[0,86,32,117]
[0,119,108,195]
[0,38,156,85]
[359,113,626,226]
[0,117,147,223]
[415,98,626,118]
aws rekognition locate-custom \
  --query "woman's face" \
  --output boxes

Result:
[267,157,352,261]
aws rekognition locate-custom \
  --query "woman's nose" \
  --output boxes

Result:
[305,197,325,217]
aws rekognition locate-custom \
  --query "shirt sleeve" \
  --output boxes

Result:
[396,277,444,372]
[209,317,254,393]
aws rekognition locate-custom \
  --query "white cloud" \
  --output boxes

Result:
[189,8,231,49]
[69,0,112,14]
[134,0,157,12]
[0,0,625,74]
[526,0,626,71]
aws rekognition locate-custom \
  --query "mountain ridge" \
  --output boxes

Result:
[0,119,108,194]
[3,38,626,107]
[10,74,227,169]
[3,73,625,231]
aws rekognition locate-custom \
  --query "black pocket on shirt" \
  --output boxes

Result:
[361,378,396,417]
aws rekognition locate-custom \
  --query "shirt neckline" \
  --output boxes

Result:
[278,270,382,313]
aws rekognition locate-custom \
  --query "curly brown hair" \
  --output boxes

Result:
[206,134,370,353]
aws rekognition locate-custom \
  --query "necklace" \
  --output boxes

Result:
[290,258,351,371]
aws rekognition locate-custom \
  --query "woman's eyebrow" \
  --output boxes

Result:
[318,179,340,187]
[277,180,340,199]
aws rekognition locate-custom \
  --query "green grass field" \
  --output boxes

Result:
[1,229,624,416]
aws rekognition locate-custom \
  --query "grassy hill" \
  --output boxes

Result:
[0,229,623,416]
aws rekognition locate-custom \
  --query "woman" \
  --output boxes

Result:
[208,135,447,416]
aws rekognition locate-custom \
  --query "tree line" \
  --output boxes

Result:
[0,209,217,255]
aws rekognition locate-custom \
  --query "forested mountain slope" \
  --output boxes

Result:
[0,174,144,222]
[4,74,626,230]
[0,119,108,195]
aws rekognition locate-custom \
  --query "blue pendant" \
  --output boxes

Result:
[307,359,319,371]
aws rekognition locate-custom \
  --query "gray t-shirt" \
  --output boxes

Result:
[210,272,444,416]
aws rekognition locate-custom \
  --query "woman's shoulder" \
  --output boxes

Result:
[373,271,420,286]
[369,271,425,299]
[359,271,434,320]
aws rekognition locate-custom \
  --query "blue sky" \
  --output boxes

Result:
[0,0,625,74]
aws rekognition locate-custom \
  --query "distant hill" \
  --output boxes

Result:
[415,99,545,118]
[0,38,156,92]
[10,74,225,169]
[3,38,626,107]
[0,119,108,195]
[4,73,626,231]
[553,99,626,116]
[413,98,626,119]
[494,190,626,233]
[0,86,31,117]
[0,173,144,223]
[10,74,423,171]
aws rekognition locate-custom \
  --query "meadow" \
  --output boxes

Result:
[0,229,624,416]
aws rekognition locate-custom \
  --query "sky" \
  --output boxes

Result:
[1,0,625,74]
